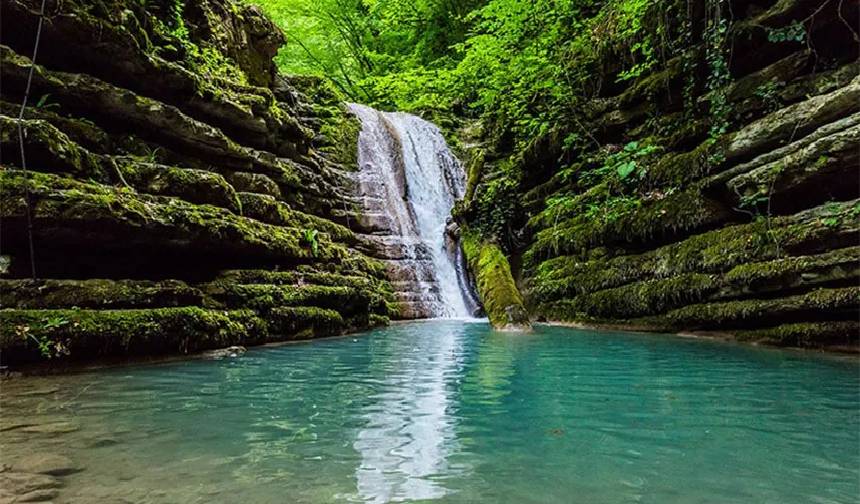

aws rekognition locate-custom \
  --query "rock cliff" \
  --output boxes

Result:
[459,0,859,349]
[0,0,393,364]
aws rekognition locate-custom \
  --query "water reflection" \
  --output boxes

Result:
[354,322,468,502]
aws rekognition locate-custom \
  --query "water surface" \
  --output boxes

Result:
[2,322,858,503]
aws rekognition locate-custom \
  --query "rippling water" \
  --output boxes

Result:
[2,321,858,503]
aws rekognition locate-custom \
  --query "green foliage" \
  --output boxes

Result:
[767,21,806,43]
[34,94,60,111]
[474,173,520,246]
[704,6,731,145]
[754,80,785,113]
[303,228,320,257]
[609,141,659,182]
[152,0,249,86]
[245,0,738,252]
[15,315,72,359]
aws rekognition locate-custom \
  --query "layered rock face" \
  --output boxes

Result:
[468,0,859,349]
[0,0,393,364]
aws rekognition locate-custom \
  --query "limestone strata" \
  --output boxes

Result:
[0,0,392,366]
[463,0,860,349]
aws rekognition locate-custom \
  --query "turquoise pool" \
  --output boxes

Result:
[2,321,858,503]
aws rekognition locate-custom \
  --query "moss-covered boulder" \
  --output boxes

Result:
[462,231,530,331]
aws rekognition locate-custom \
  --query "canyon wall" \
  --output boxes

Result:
[459,0,859,349]
[0,0,393,364]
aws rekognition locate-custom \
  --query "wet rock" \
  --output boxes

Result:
[0,472,61,498]
[14,488,59,502]
[15,387,59,397]
[0,279,204,310]
[86,437,120,448]
[13,454,81,476]
[203,346,247,360]
[726,75,860,161]
[20,422,79,436]
[0,422,34,433]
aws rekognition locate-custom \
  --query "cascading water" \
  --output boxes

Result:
[347,104,479,319]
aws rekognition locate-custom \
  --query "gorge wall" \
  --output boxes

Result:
[0,0,394,364]
[459,0,859,349]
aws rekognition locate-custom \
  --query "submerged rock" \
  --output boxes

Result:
[13,454,81,476]
[0,471,61,500]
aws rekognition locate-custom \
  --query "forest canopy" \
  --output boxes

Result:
[247,0,683,144]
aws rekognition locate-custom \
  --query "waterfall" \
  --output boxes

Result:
[347,104,478,319]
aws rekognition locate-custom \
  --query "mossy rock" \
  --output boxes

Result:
[0,279,203,309]
[216,268,394,314]
[721,246,860,295]
[0,115,109,182]
[117,159,242,214]
[0,307,267,364]
[0,170,360,267]
[540,273,718,321]
[0,100,112,154]
[526,186,729,266]
[648,286,859,330]
[462,230,530,331]
[529,199,860,304]
[204,283,370,316]
[226,172,283,199]
[733,321,859,349]
[317,105,362,169]
[266,306,345,340]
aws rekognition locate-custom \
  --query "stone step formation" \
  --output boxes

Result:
[0,0,395,365]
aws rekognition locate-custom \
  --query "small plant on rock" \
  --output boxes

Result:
[303,229,320,257]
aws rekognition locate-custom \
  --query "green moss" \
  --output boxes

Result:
[226,172,282,198]
[0,100,112,154]
[0,307,267,363]
[318,105,362,169]
[204,283,370,316]
[0,116,109,182]
[733,321,859,348]
[462,230,530,330]
[217,269,378,290]
[529,200,860,304]
[653,287,859,329]
[0,170,369,265]
[617,54,685,107]
[526,186,727,266]
[542,273,717,321]
[644,140,714,189]
[0,279,203,309]
[117,159,242,213]
[723,246,860,291]
[266,306,344,340]
[464,148,485,205]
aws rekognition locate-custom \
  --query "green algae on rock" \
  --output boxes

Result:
[461,231,530,331]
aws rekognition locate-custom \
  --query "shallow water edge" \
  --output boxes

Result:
[3,318,856,380]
